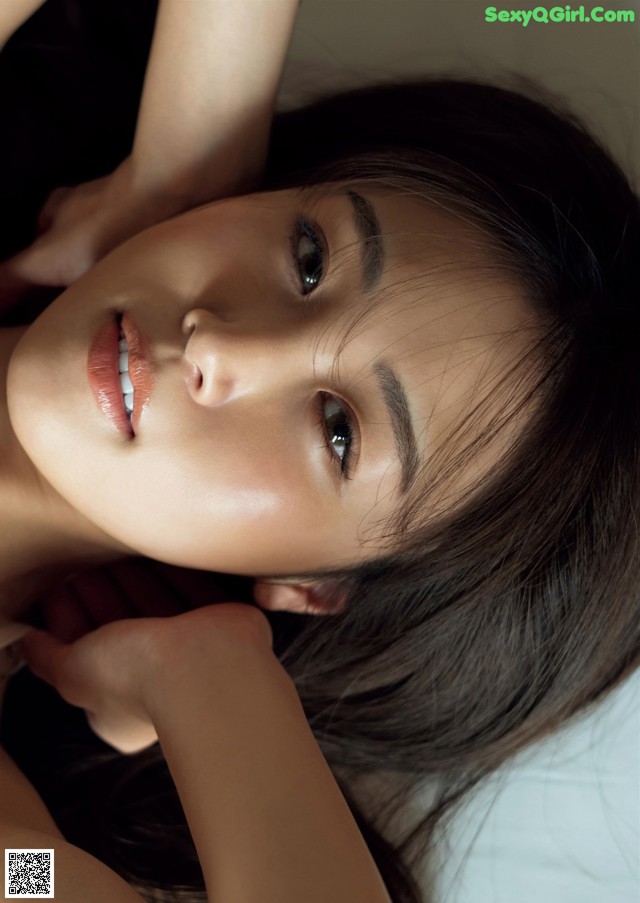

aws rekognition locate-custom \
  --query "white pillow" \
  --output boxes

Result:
[423,668,640,902]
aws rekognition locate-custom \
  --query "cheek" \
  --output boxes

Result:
[40,425,316,573]
[7,340,316,574]
[89,443,303,569]
[98,445,353,575]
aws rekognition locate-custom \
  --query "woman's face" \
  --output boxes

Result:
[7,186,534,575]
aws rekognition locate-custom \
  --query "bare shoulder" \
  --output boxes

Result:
[0,825,147,903]
[0,747,147,900]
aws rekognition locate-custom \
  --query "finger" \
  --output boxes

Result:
[35,186,72,236]
[0,231,91,290]
[0,242,59,291]
[0,622,34,678]
[35,210,52,237]
[0,622,33,648]
[19,629,79,703]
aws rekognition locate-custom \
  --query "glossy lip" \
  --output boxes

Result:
[87,316,134,438]
[120,310,153,434]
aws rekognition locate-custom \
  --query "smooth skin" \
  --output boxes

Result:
[11,601,396,903]
[0,0,45,49]
[0,184,540,902]
[0,4,446,900]
[5,186,538,609]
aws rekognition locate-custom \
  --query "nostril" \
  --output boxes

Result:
[183,360,203,394]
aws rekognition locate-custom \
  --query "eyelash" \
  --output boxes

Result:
[289,215,328,296]
[314,392,357,480]
[290,215,357,480]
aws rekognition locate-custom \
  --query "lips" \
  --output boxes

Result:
[87,316,134,437]
[87,312,154,437]
[120,311,153,434]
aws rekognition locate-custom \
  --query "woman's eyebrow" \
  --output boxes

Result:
[373,361,420,494]
[344,190,385,292]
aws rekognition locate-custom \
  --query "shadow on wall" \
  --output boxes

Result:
[278,0,639,187]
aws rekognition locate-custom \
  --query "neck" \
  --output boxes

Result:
[0,326,131,621]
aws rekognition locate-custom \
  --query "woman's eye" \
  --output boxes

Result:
[290,216,327,295]
[319,393,355,479]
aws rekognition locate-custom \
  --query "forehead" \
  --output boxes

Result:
[370,188,535,362]
[317,187,541,508]
[320,185,536,370]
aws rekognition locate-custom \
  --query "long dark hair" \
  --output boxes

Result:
[4,75,639,903]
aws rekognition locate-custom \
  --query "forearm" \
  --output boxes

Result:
[0,0,46,49]
[131,0,299,203]
[147,637,393,903]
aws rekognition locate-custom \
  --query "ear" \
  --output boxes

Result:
[253,579,346,615]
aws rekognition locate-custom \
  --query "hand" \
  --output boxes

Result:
[20,600,272,755]
[0,141,268,316]
[0,159,171,313]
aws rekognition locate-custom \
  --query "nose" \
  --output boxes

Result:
[181,308,294,407]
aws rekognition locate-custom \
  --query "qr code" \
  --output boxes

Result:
[5,848,54,898]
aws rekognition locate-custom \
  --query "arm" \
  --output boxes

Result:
[0,0,46,50]
[16,604,394,903]
[131,0,301,205]
[143,626,393,903]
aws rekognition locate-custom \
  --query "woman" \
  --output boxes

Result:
[0,53,638,903]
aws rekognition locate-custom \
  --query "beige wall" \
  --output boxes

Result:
[278,1,639,187]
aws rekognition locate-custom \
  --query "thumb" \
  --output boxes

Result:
[0,239,66,289]
[35,185,73,237]
[0,222,96,300]
[0,244,64,316]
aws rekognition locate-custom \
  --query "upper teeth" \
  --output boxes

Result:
[118,330,134,415]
